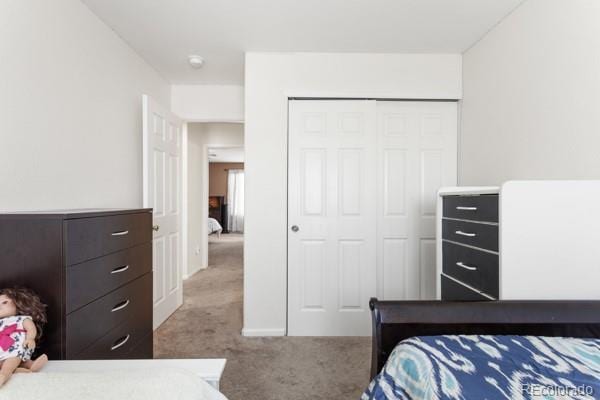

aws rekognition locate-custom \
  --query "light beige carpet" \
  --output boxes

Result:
[154,234,371,400]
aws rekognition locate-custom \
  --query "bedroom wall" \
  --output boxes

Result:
[186,123,244,277]
[244,52,462,335]
[209,163,244,197]
[0,0,170,211]
[460,0,600,185]
[172,84,244,122]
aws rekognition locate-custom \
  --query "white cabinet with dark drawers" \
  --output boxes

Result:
[437,181,600,301]
[438,190,499,300]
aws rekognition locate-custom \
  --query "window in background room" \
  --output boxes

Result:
[227,169,244,233]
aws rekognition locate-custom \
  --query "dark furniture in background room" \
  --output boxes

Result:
[0,209,153,360]
[208,196,228,233]
[369,298,600,378]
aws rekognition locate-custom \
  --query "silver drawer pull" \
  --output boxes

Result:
[111,299,130,312]
[455,230,476,237]
[110,334,130,351]
[111,230,129,236]
[456,261,477,271]
[456,206,477,211]
[111,265,129,274]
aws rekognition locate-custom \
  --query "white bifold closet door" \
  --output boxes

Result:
[376,101,457,302]
[288,100,378,336]
[288,100,457,336]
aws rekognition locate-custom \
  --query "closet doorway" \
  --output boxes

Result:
[287,100,457,336]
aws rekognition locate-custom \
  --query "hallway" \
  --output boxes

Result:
[154,234,371,400]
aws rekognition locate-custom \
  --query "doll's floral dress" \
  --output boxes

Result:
[0,315,33,361]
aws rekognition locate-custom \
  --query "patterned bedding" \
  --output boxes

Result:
[362,335,600,400]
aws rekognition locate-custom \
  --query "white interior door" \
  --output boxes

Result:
[288,99,457,336]
[142,95,183,330]
[288,100,377,336]
[376,101,457,301]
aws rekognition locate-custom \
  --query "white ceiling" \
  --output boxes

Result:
[82,0,524,85]
[208,147,244,163]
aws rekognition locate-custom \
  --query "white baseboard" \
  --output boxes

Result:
[241,328,286,337]
[184,264,208,280]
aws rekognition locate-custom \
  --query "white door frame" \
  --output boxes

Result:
[199,143,245,272]
[181,124,244,279]
[181,124,189,281]
[144,102,247,308]
[285,95,459,335]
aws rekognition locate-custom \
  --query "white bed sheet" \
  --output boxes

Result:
[0,368,228,400]
[208,217,223,235]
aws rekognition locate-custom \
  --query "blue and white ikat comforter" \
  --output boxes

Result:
[362,335,600,400]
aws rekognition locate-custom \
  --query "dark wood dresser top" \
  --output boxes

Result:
[0,208,152,220]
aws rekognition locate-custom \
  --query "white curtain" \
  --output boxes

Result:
[227,169,244,233]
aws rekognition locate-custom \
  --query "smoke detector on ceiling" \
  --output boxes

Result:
[188,55,205,69]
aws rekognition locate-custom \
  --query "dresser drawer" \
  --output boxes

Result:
[441,274,491,301]
[443,195,498,223]
[64,212,152,265]
[66,273,152,357]
[72,315,152,360]
[125,333,153,359]
[442,241,499,298]
[442,219,498,251]
[66,243,152,313]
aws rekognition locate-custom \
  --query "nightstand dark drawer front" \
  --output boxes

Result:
[66,273,151,357]
[66,243,152,313]
[65,212,152,265]
[441,275,491,301]
[442,242,499,298]
[443,195,498,222]
[72,315,151,360]
[442,219,498,251]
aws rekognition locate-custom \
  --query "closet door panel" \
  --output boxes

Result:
[288,100,377,336]
[377,101,457,300]
[288,100,458,337]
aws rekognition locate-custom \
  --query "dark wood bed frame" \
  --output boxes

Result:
[369,298,600,379]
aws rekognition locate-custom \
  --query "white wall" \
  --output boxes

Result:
[172,85,244,122]
[244,52,462,335]
[187,122,244,277]
[0,0,170,211]
[460,0,600,185]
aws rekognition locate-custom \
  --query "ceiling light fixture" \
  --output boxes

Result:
[188,55,205,69]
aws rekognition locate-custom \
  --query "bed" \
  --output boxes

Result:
[363,299,600,400]
[0,358,228,400]
[208,217,223,237]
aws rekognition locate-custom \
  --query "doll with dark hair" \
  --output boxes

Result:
[0,287,48,387]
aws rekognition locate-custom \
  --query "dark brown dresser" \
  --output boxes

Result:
[0,209,153,360]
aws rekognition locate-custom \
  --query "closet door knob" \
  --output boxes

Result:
[291,225,299,233]
[152,225,160,232]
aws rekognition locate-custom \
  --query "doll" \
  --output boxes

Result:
[0,287,48,387]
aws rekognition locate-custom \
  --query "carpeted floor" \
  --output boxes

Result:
[154,234,371,400]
